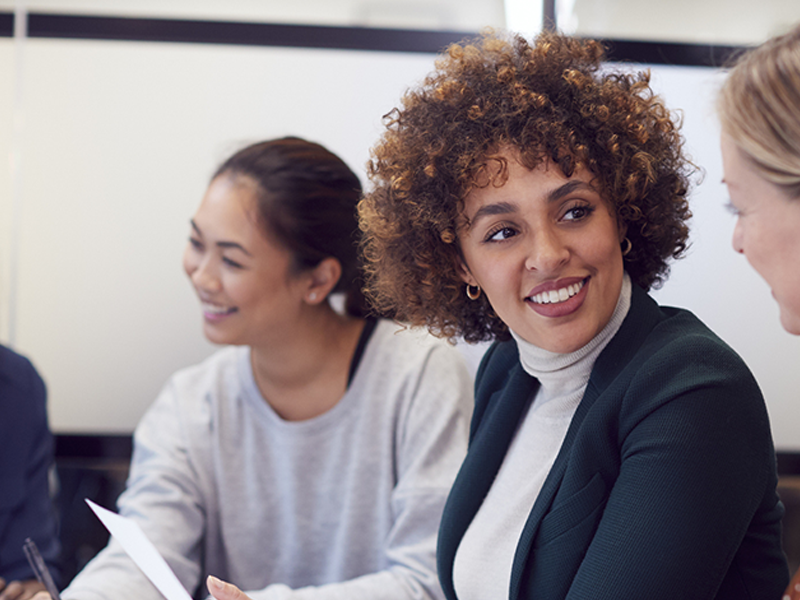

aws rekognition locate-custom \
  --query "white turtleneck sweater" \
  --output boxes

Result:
[452,273,631,600]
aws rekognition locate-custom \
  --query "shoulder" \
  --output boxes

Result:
[365,319,470,377]
[593,286,755,392]
[626,305,754,387]
[137,347,244,432]
[0,345,47,418]
[0,344,44,391]
[598,300,766,432]
[354,320,473,419]
[165,346,245,395]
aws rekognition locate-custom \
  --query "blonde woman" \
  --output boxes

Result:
[718,23,800,600]
[718,24,800,335]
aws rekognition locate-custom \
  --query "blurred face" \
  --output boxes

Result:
[183,174,308,347]
[721,133,800,335]
[458,154,626,354]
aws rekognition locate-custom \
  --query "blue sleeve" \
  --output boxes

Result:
[0,347,61,586]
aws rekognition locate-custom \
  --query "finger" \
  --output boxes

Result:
[207,576,249,600]
[0,580,24,600]
[29,592,53,600]
[19,581,46,600]
[0,578,6,591]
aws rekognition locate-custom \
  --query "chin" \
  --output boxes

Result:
[779,311,800,336]
[202,326,237,347]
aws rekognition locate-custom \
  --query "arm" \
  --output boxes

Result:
[62,380,208,600]
[0,352,60,591]
[565,342,783,599]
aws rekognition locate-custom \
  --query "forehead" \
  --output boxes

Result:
[462,155,599,213]
[195,176,268,242]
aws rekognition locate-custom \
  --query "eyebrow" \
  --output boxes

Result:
[190,219,253,257]
[469,180,596,226]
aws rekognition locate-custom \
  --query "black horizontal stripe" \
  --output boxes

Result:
[55,434,133,463]
[601,37,746,68]
[5,12,473,54]
[0,11,748,66]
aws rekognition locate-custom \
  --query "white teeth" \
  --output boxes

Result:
[530,280,584,305]
[202,302,234,315]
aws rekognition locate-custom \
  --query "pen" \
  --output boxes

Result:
[22,538,61,600]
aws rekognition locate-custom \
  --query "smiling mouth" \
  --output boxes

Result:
[202,302,238,316]
[529,279,586,305]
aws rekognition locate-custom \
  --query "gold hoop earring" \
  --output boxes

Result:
[621,237,632,257]
[466,284,481,300]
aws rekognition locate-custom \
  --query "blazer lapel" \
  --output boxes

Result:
[438,361,538,599]
[508,378,601,599]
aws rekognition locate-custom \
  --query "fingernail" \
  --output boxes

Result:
[207,575,223,591]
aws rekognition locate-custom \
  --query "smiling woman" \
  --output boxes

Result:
[715,22,800,600]
[183,175,309,350]
[357,31,788,600]
[47,137,473,600]
[457,157,624,353]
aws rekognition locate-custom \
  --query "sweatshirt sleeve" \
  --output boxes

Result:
[243,342,474,600]
[62,378,209,600]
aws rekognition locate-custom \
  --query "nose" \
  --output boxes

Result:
[524,228,570,273]
[183,246,221,293]
[731,219,745,255]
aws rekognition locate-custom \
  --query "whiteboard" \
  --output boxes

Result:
[2,37,799,449]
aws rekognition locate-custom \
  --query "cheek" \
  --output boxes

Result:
[589,232,624,272]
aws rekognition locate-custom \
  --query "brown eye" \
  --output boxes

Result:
[485,226,518,242]
[562,204,594,221]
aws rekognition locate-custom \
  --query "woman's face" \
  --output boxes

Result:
[721,133,800,335]
[458,154,626,354]
[183,174,308,347]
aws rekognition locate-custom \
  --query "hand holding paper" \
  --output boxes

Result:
[85,500,193,600]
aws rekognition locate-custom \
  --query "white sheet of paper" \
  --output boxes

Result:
[85,499,194,600]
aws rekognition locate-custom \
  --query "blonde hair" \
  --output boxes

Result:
[718,23,800,198]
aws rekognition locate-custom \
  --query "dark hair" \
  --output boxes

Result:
[215,136,368,317]
[358,31,693,342]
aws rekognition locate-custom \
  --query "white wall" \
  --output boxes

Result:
[2,37,437,432]
[2,29,800,449]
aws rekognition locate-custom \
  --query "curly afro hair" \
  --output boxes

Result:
[358,31,693,343]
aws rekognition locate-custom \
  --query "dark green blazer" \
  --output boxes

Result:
[438,285,788,600]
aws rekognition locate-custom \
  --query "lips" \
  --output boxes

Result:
[529,279,585,305]
[525,277,589,318]
[201,301,238,320]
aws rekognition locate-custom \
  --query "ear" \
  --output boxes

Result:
[304,257,342,304]
[617,219,628,242]
[456,257,478,287]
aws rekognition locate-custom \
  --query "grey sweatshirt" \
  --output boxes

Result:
[63,321,473,600]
